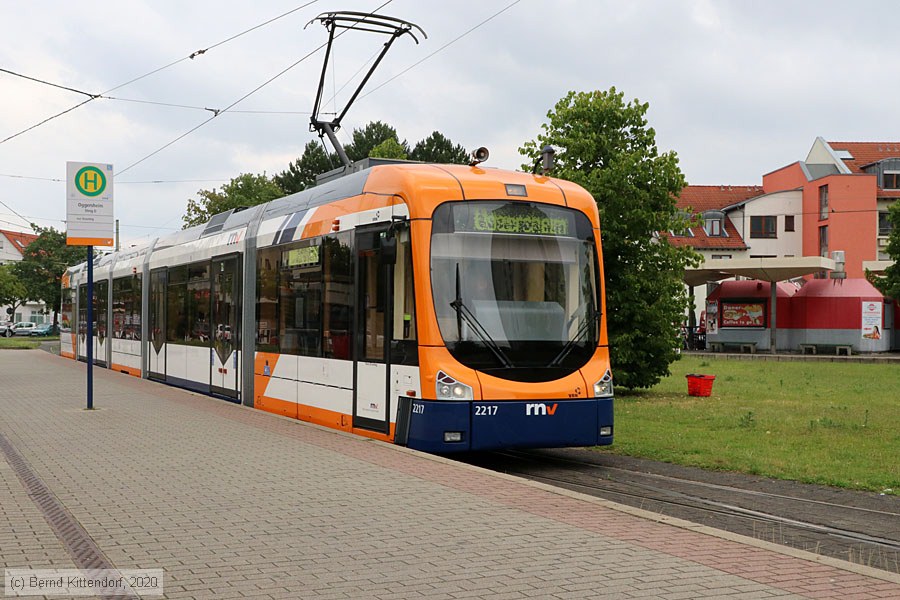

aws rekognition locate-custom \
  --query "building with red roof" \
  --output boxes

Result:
[0,229,38,264]
[674,138,897,346]
[0,228,48,325]
[675,137,896,277]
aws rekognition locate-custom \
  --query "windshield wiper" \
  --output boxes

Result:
[449,264,513,369]
[549,308,598,368]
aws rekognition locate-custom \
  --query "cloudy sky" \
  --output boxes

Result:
[2,0,898,245]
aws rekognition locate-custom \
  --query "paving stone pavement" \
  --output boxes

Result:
[1,350,898,600]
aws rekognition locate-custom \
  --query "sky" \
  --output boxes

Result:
[2,0,899,246]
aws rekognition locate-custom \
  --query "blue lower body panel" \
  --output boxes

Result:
[403,398,613,453]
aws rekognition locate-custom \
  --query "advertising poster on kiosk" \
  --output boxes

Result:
[720,302,765,328]
[705,301,718,335]
[861,301,883,340]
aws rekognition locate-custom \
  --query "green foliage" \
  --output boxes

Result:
[873,201,900,298]
[520,88,699,389]
[275,123,470,194]
[344,121,408,162]
[0,263,28,318]
[409,131,469,164]
[274,141,335,195]
[12,226,86,322]
[183,173,285,229]
[369,138,408,160]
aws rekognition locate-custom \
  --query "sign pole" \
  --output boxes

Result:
[86,246,94,410]
[66,161,113,411]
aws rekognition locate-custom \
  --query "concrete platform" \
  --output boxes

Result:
[1,350,898,599]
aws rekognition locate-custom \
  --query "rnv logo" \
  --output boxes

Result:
[525,403,558,416]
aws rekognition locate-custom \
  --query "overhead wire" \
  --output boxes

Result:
[360,0,525,100]
[117,0,394,176]
[0,0,322,146]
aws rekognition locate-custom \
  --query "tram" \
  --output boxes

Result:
[61,159,614,452]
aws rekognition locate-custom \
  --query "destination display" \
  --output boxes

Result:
[284,244,320,268]
[453,202,576,237]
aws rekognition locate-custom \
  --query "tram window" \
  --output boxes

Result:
[150,271,166,352]
[61,288,73,333]
[96,280,108,340]
[186,263,210,345]
[166,263,210,346]
[78,285,87,337]
[113,278,127,339]
[256,248,280,353]
[280,240,322,357]
[323,233,352,360]
[114,275,143,340]
[391,228,418,366]
[132,275,142,340]
[166,266,188,343]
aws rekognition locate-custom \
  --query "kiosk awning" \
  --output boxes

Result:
[685,256,836,287]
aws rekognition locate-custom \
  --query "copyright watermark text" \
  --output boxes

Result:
[5,569,163,596]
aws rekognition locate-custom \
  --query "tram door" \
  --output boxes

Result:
[148,269,166,380]
[210,256,240,400]
[353,226,392,433]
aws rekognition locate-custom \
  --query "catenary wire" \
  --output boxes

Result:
[116,0,393,176]
[0,1,321,146]
[360,0,525,100]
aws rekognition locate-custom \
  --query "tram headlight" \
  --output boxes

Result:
[593,369,614,398]
[436,371,474,401]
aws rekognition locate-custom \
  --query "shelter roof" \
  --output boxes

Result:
[684,256,835,287]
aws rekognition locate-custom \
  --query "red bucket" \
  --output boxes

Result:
[686,374,715,397]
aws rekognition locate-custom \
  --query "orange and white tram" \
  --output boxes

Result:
[61,161,614,452]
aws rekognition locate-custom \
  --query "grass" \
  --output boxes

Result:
[598,355,900,494]
[0,337,42,350]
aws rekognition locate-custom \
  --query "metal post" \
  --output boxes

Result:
[86,246,94,409]
[770,280,777,354]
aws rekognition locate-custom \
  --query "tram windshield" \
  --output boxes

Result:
[431,201,600,381]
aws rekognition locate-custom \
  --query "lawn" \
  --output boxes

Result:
[597,355,900,494]
[0,338,42,350]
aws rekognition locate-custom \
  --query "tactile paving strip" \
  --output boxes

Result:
[0,432,133,598]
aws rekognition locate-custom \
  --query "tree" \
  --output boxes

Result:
[12,225,86,325]
[369,138,408,160]
[343,121,408,161]
[275,141,335,195]
[0,263,28,322]
[520,88,699,389]
[873,201,900,299]
[410,131,469,164]
[183,173,285,228]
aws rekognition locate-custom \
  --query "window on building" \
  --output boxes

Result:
[819,185,829,220]
[879,211,893,237]
[819,225,829,257]
[750,215,777,238]
[711,254,732,259]
[704,218,722,236]
[701,210,727,237]
[668,228,694,238]
[883,172,900,190]
[784,215,795,232]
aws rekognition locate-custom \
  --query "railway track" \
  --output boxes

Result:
[458,448,900,574]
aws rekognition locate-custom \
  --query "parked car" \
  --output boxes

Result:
[12,322,36,336]
[30,323,57,337]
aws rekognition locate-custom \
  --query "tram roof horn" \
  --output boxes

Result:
[306,11,427,169]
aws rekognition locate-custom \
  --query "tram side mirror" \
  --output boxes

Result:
[380,236,397,265]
